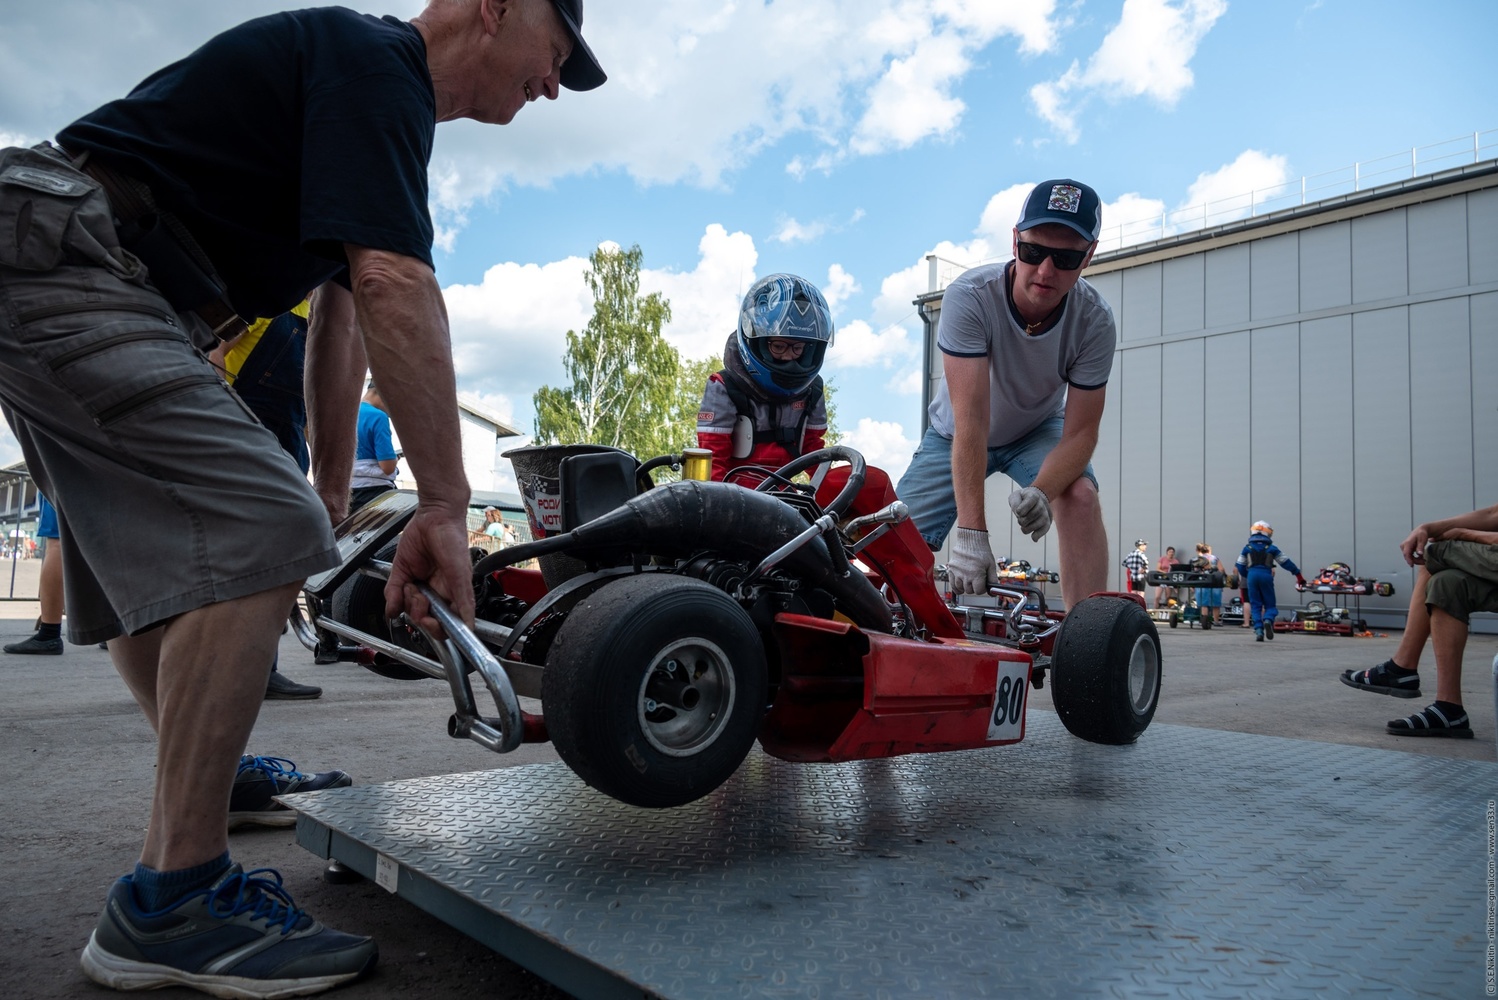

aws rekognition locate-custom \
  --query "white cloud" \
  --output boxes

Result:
[1030,0,1228,142]
[772,217,830,245]
[1180,148,1293,224]
[827,319,918,369]
[442,225,760,429]
[443,255,595,418]
[823,264,861,313]
[0,426,20,468]
[887,367,923,396]
[838,417,918,481]
[1096,149,1292,249]
[641,225,759,364]
[0,1,1065,250]
[976,183,1035,241]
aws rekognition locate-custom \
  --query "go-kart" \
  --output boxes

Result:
[290,445,1161,809]
[1144,565,1223,629]
[1298,562,1396,598]
[996,559,1059,584]
[1271,563,1393,636]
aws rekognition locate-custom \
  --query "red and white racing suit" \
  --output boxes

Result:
[696,372,827,483]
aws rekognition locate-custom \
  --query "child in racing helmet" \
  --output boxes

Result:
[1234,520,1306,641]
[696,273,833,483]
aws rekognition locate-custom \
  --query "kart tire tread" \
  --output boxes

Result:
[542,573,768,808]
[1050,596,1161,746]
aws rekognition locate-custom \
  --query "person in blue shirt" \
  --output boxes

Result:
[349,380,400,513]
[1235,520,1306,641]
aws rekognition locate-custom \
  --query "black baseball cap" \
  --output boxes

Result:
[551,0,606,92]
[1016,179,1102,242]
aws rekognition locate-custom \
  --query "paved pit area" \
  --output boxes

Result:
[1,602,1492,998]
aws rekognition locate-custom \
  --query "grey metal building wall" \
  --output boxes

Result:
[915,163,1498,625]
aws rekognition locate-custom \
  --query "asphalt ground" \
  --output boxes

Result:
[1,568,1493,999]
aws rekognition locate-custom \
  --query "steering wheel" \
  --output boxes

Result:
[753,446,867,519]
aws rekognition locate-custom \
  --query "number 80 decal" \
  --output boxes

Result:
[986,659,1030,741]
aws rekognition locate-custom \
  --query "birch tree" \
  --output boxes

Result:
[533,244,680,456]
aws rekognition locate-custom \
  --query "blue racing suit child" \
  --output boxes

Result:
[1234,531,1305,632]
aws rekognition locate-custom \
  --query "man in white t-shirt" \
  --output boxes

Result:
[897,178,1115,609]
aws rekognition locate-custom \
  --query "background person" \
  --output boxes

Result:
[349,379,400,513]
[1154,545,1178,608]
[4,493,64,655]
[1234,520,1305,641]
[1339,503,1498,738]
[1122,538,1149,596]
[696,274,832,484]
[896,179,1114,609]
[1193,542,1225,625]
[211,303,323,700]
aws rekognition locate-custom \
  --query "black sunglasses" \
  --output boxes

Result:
[1016,241,1090,271]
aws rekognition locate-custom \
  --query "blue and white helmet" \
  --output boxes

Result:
[734,273,833,398]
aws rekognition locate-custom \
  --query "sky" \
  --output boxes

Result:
[2,0,1495,491]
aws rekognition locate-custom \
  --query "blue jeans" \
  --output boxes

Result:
[231,312,309,474]
[896,417,1098,550]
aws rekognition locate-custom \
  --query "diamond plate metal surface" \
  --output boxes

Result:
[292,717,1493,999]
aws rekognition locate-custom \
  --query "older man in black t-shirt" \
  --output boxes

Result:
[0,2,604,995]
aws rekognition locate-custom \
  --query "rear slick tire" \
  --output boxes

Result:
[1051,597,1161,745]
[542,573,768,808]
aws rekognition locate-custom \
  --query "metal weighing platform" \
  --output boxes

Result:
[292,715,1493,999]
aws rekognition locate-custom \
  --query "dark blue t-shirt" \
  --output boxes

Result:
[58,7,435,320]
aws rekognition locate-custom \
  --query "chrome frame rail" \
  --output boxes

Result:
[291,560,531,754]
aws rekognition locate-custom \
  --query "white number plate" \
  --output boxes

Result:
[375,854,399,893]
[986,659,1029,741]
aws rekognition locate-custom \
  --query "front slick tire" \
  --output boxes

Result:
[1051,597,1161,745]
[542,573,768,808]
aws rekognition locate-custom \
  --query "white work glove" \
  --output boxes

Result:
[947,527,999,595]
[1008,486,1053,542]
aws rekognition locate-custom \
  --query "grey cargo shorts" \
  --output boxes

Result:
[0,144,337,643]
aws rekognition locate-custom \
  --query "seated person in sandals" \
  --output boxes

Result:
[1338,503,1498,739]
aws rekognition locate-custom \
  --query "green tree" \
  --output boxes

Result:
[672,354,722,448]
[533,244,680,457]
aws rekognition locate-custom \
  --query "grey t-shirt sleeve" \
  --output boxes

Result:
[1066,293,1117,390]
[935,278,992,358]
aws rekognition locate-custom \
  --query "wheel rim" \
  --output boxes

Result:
[1126,633,1160,714]
[636,637,737,757]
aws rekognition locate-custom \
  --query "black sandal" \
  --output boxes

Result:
[1340,660,1421,699]
[1387,703,1473,739]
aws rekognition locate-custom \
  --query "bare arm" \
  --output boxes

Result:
[944,353,991,531]
[1030,385,1105,501]
[1400,503,1498,565]
[345,245,474,627]
[304,282,365,525]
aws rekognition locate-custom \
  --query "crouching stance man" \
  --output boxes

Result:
[897,179,1115,609]
[0,0,605,995]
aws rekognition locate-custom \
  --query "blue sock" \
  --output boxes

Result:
[130,852,233,912]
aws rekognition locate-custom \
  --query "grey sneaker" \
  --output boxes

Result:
[4,633,63,655]
[80,863,377,997]
[265,671,322,700]
[229,755,352,830]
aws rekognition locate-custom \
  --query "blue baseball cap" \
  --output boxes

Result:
[1016,179,1102,242]
[552,0,606,92]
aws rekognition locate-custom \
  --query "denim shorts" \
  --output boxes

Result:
[0,145,337,642]
[896,415,1098,549]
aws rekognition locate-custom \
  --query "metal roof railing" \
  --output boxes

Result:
[1096,129,1497,253]
[925,129,1498,292]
